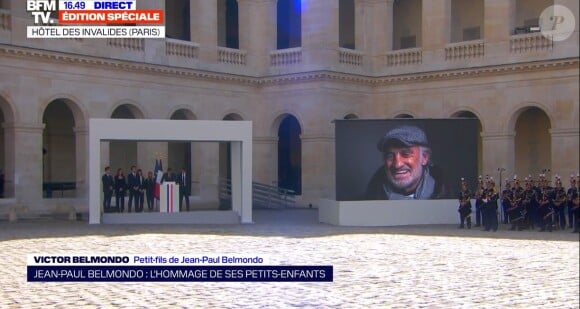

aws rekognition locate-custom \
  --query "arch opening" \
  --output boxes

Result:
[277,114,302,194]
[394,113,414,119]
[42,99,77,198]
[452,110,483,175]
[514,107,552,177]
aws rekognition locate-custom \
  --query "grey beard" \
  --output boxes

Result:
[383,167,435,200]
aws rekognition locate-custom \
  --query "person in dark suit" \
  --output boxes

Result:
[163,167,176,183]
[136,169,145,212]
[127,165,139,213]
[101,166,114,213]
[144,171,155,211]
[114,168,127,212]
[178,167,190,211]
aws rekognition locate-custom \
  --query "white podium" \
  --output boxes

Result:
[160,182,180,213]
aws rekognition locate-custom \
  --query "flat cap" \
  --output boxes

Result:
[377,125,429,152]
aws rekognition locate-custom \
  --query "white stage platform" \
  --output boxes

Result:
[102,211,240,224]
[318,199,475,226]
[89,119,253,224]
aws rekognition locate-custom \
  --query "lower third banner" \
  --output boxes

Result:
[27,265,333,282]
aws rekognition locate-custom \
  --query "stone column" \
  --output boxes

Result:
[357,0,394,69]
[6,123,44,207]
[550,128,580,178]
[300,134,335,207]
[302,0,339,69]
[73,126,88,199]
[190,142,200,196]
[100,142,109,172]
[484,0,515,60]
[481,131,516,179]
[238,0,277,74]
[191,0,218,62]
[253,136,277,184]
[1,122,15,198]
[421,0,451,64]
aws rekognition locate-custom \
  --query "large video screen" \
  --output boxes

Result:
[335,119,478,201]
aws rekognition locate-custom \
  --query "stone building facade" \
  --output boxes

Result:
[0,0,578,215]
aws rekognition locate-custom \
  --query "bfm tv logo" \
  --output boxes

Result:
[27,0,57,24]
[539,5,576,42]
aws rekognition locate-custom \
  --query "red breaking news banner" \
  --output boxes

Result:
[58,10,164,24]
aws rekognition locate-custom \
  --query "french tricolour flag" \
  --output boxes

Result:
[154,159,163,200]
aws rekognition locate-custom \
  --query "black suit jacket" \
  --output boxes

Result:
[102,174,114,193]
[127,172,139,193]
[177,173,189,195]
[163,172,176,183]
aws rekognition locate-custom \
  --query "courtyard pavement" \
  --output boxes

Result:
[1,209,578,308]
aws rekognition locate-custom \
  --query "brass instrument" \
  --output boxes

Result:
[554,189,566,207]
[572,196,580,211]
[568,187,579,204]
[458,190,471,213]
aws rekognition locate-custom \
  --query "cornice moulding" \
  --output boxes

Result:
[0,44,578,88]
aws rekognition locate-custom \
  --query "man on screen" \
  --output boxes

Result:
[365,125,446,200]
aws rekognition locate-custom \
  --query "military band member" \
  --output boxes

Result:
[538,189,554,232]
[501,180,513,224]
[522,178,537,230]
[458,178,472,229]
[551,176,567,230]
[482,178,499,232]
[507,183,525,231]
[474,175,485,227]
[567,174,579,229]
[512,176,524,207]
[571,191,579,233]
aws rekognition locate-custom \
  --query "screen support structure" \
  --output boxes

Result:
[88,119,253,224]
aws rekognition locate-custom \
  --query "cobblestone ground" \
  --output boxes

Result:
[1,209,578,308]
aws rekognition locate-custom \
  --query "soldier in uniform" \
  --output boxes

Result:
[538,184,554,232]
[567,174,579,229]
[551,176,567,230]
[571,190,579,233]
[502,177,522,231]
[482,178,499,232]
[474,175,485,227]
[501,180,513,224]
[522,177,537,230]
[457,178,472,229]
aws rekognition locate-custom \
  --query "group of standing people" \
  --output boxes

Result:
[501,174,579,233]
[457,173,580,233]
[457,176,500,231]
[102,165,190,213]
